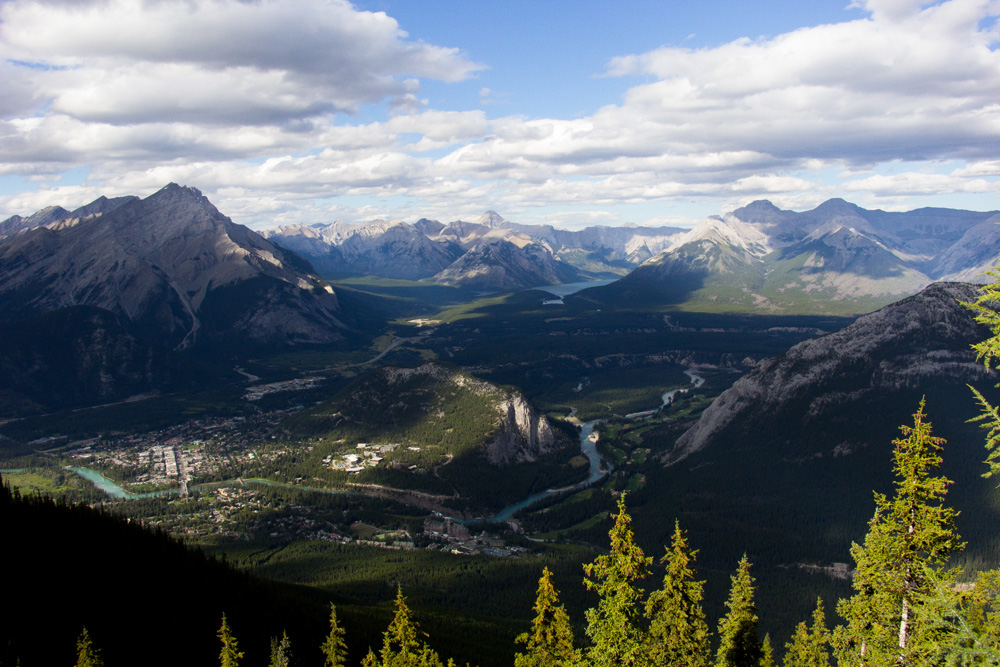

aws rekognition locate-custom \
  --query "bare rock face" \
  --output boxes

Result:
[443,365,556,464]
[0,184,344,349]
[666,282,993,464]
[487,392,557,465]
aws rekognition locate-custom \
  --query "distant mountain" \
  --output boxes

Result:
[586,199,1000,314]
[433,239,585,291]
[0,195,138,239]
[0,184,345,350]
[265,211,687,286]
[266,219,464,280]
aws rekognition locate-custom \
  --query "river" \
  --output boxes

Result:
[625,369,705,419]
[474,418,610,524]
[65,370,702,521]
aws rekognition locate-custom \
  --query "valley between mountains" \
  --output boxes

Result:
[2,184,1000,667]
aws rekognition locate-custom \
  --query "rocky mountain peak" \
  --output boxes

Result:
[477,210,507,228]
[0,184,344,351]
[730,199,787,223]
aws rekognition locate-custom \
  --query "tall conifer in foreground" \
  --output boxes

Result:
[962,266,1000,480]
[515,567,580,667]
[218,614,244,667]
[760,635,774,667]
[833,400,962,667]
[269,630,292,667]
[74,628,103,667]
[715,555,762,667]
[322,604,348,667]
[782,599,830,667]
[370,588,443,667]
[644,520,710,667]
[583,493,652,667]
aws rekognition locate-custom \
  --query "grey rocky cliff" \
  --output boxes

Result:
[666,281,993,464]
[486,392,557,465]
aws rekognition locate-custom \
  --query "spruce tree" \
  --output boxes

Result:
[218,613,244,667]
[270,630,292,667]
[833,400,962,667]
[760,635,773,667]
[372,588,443,667]
[909,565,1000,664]
[782,599,830,667]
[583,493,652,667]
[515,567,580,667]
[644,520,710,667]
[322,604,348,667]
[715,555,762,667]
[74,628,103,667]
[963,269,1000,480]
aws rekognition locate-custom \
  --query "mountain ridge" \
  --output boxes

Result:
[0,183,345,350]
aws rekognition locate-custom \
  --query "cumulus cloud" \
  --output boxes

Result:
[1,0,1000,227]
[0,0,482,125]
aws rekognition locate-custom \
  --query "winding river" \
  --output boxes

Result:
[64,369,705,522]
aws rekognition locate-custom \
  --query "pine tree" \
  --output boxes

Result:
[908,564,1000,665]
[760,635,773,667]
[372,588,443,667]
[322,604,348,667]
[833,400,963,667]
[74,628,103,667]
[963,269,1000,480]
[782,599,830,667]
[515,567,580,667]
[218,613,244,667]
[270,630,292,667]
[715,555,762,667]
[644,520,710,667]
[583,493,653,667]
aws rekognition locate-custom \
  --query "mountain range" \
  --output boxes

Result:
[584,199,1000,314]
[263,210,688,288]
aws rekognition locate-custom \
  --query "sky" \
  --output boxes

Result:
[1,0,1000,230]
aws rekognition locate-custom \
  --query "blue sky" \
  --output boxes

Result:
[1,0,999,229]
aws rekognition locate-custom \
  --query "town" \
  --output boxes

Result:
[24,405,528,559]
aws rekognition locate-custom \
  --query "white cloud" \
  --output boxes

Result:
[2,0,1000,228]
[0,0,482,125]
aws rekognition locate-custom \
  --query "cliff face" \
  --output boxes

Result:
[667,281,994,464]
[433,365,557,465]
[486,392,557,465]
